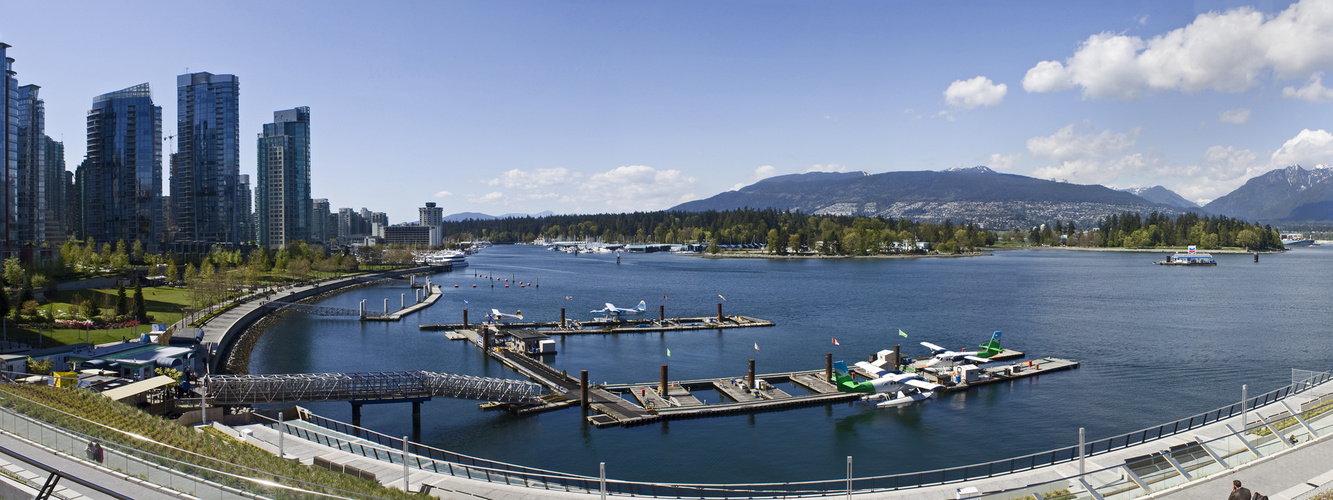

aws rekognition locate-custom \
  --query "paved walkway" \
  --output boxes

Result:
[0,431,189,500]
[227,384,1333,500]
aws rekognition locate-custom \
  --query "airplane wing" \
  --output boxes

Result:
[964,355,992,363]
[920,342,947,352]
[904,379,943,391]
[491,309,501,315]
[606,303,616,311]
[854,361,888,378]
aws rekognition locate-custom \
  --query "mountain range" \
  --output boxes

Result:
[667,165,1333,228]
[671,166,1189,228]
[444,211,555,222]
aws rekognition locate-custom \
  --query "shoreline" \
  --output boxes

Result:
[998,245,1285,254]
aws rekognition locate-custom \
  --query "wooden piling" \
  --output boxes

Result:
[825,353,832,381]
[351,403,362,427]
[748,359,756,389]
[660,305,665,322]
[718,303,723,322]
[660,365,668,393]
[561,308,566,328]
[463,309,468,327]
[580,370,589,408]
[893,344,901,368]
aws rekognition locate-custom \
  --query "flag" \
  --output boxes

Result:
[832,337,840,346]
[718,294,728,302]
[666,348,671,357]
[899,329,908,338]
[463,299,469,304]
[664,295,669,300]
[565,295,572,300]
[754,342,760,351]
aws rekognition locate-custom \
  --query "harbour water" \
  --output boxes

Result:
[247,245,1333,483]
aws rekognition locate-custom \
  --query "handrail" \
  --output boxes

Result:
[279,372,1333,497]
[0,443,136,500]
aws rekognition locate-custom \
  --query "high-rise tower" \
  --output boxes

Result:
[174,72,240,248]
[81,83,163,249]
[256,107,310,249]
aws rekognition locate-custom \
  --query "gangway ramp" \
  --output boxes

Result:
[204,371,545,405]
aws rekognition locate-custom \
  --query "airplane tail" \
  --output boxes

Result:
[978,331,1002,358]
[832,361,852,380]
[635,300,647,312]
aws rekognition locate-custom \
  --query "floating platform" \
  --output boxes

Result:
[363,285,443,322]
[422,315,774,334]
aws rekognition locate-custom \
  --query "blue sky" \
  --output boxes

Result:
[5,0,1333,221]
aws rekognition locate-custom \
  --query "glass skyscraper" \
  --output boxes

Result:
[174,72,240,248]
[80,83,163,249]
[2,44,17,255]
[16,84,45,245]
[256,107,311,249]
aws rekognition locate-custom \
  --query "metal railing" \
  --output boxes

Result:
[275,371,1333,498]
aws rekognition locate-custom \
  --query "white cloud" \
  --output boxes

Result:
[1270,128,1333,167]
[1023,0,1333,99]
[1218,108,1251,124]
[1027,122,1139,163]
[1282,72,1333,102]
[580,165,698,211]
[944,76,1008,109]
[986,153,1022,171]
[468,191,506,204]
[432,190,453,197]
[486,167,572,189]
[805,163,850,173]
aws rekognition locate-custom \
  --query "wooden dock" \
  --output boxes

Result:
[421,315,774,334]
[363,285,442,321]
[451,321,1079,427]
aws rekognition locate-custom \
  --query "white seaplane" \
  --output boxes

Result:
[490,309,523,322]
[833,353,944,407]
[590,300,647,316]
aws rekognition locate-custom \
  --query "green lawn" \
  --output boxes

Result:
[7,286,193,347]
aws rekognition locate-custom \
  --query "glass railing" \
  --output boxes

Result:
[0,391,401,500]
[276,374,1333,498]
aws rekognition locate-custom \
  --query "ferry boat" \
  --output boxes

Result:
[1155,249,1217,266]
[1281,233,1315,246]
[421,250,469,268]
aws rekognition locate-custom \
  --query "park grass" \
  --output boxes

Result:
[7,286,193,347]
[0,383,418,500]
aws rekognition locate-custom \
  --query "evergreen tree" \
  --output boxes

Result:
[116,283,129,317]
[133,282,146,322]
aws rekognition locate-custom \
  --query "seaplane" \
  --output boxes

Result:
[917,331,1004,370]
[832,356,943,408]
[490,309,523,322]
[590,300,647,316]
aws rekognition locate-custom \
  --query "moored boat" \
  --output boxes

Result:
[1281,233,1315,246]
[1155,250,1216,266]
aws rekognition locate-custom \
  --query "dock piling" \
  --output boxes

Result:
[581,370,590,408]
[413,402,421,427]
[401,293,405,310]
[463,309,468,327]
[893,344,901,368]
[748,359,756,389]
[718,303,723,322]
[561,308,566,329]
[351,403,362,427]
[660,305,665,322]
[660,365,668,393]
[825,353,832,381]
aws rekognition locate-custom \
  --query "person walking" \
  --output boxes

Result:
[1229,479,1251,500]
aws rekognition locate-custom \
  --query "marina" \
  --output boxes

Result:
[248,245,1327,483]
[421,312,775,334]
[438,322,1077,427]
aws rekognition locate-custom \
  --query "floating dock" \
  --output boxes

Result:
[440,317,1077,427]
[422,314,774,334]
[363,284,443,321]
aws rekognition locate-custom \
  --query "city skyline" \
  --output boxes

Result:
[3,0,1333,223]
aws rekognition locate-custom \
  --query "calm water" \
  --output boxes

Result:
[248,245,1333,483]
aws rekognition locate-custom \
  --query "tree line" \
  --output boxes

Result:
[442,208,1283,253]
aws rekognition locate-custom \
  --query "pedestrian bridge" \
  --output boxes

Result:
[203,371,546,405]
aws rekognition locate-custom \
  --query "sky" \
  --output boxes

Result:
[5,0,1333,222]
